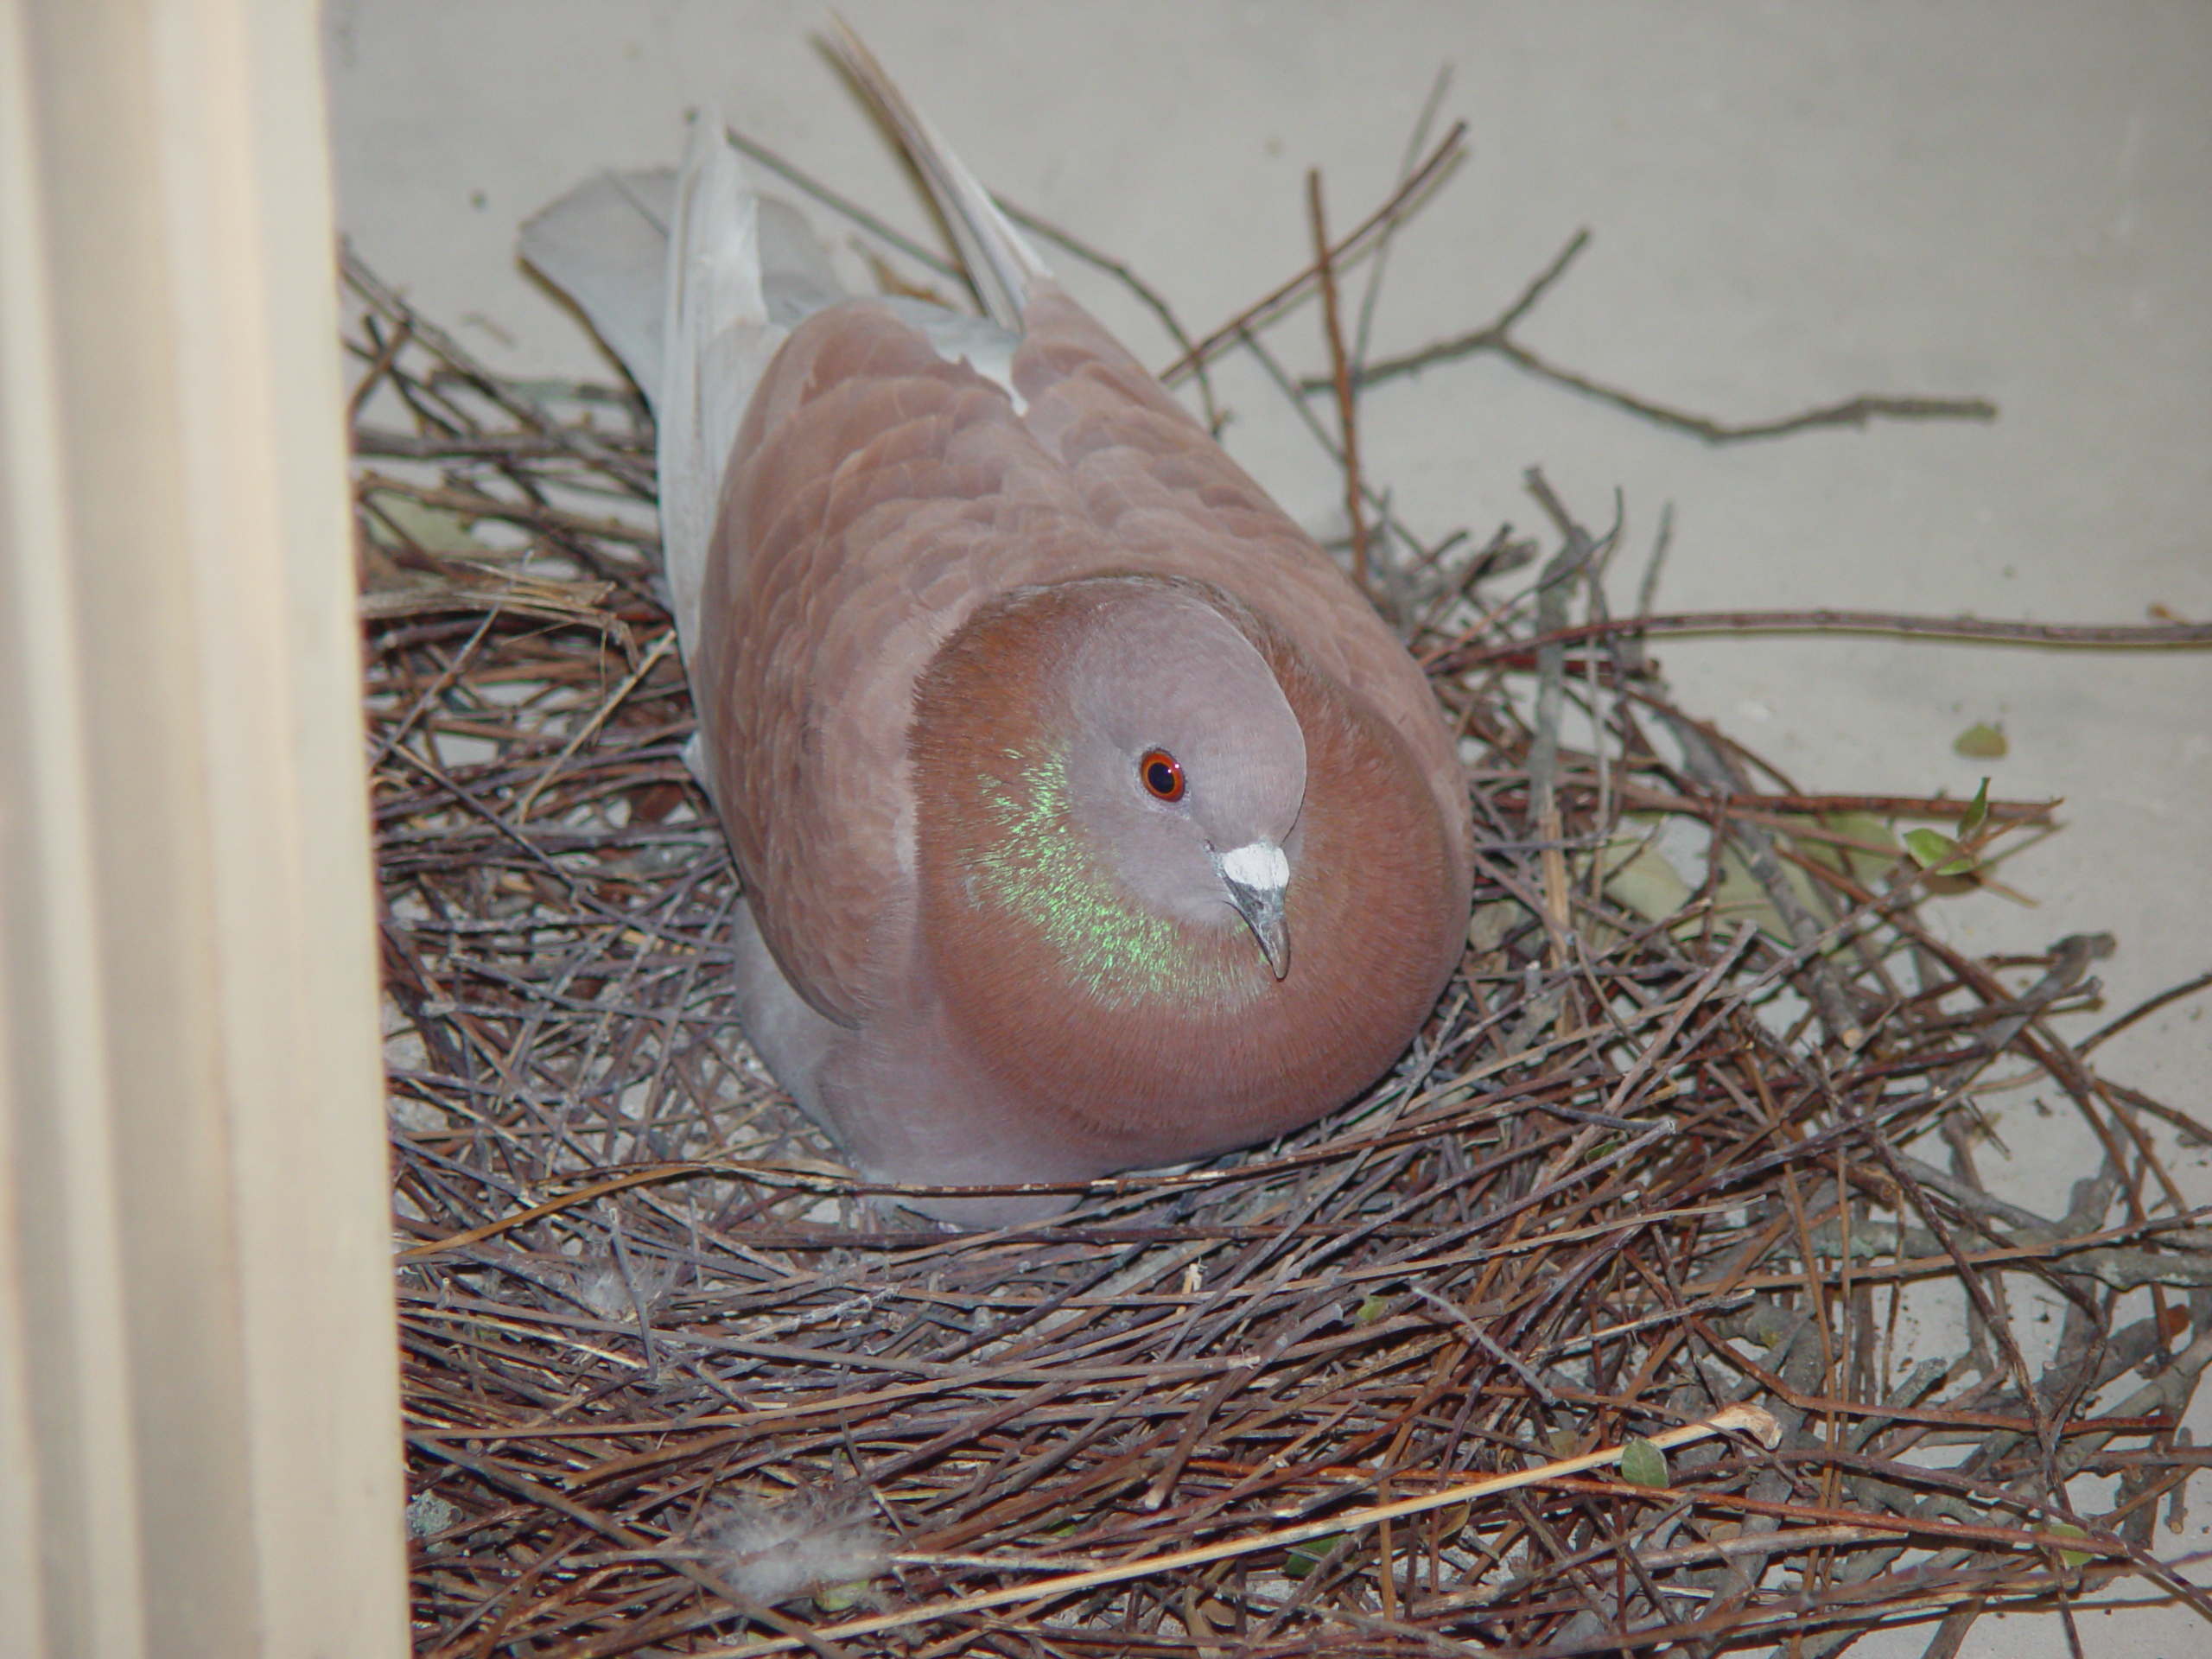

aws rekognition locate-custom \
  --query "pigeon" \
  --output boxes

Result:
[520,25,1474,1223]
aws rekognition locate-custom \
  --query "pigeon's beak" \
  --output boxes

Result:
[1212,840,1291,980]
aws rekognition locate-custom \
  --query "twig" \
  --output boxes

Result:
[1307,168,1370,594]
[1157,123,1467,385]
[513,632,679,823]
[1522,468,1611,957]
[1299,226,1999,444]
[1433,608,2212,672]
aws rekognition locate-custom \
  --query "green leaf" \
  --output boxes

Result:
[1283,1533,1348,1579]
[2043,1522,2093,1567]
[1821,811,1902,857]
[1710,846,1794,944]
[1793,810,1904,887]
[1960,776,1991,838]
[1795,810,1899,878]
[1618,1438,1669,1489]
[1904,826,1980,877]
[1601,829,1693,926]
[365,491,486,555]
[1904,827,1959,870]
[1954,721,2009,760]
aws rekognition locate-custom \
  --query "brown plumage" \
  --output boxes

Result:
[521,29,1473,1223]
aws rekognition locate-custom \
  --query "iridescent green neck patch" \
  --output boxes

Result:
[965,747,1250,1011]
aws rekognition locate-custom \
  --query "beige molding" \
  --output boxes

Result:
[0,1,405,1654]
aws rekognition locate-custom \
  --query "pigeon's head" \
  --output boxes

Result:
[912,575,1308,997]
[908,568,1462,1165]
[1059,582,1306,977]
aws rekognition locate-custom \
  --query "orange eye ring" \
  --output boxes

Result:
[1139,748,1185,803]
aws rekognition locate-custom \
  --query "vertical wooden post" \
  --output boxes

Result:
[0,1,405,1654]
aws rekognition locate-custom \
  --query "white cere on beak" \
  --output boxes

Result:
[1211,839,1292,980]
[1217,840,1289,893]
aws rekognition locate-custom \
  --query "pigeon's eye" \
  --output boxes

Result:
[1139,748,1185,803]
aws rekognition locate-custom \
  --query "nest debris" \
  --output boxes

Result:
[351,119,2212,1659]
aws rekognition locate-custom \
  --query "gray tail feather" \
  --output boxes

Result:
[519,164,842,405]
[827,16,1052,333]
[519,168,678,395]
[519,123,842,654]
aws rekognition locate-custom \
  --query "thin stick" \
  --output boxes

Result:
[1433,607,2212,670]
[693,1406,1783,1657]
[513,632,679,823]
[1307,168,1370,594]
[1302,226,1999,445]
[1158,124,1467,385]
[2075,969,2212,1057]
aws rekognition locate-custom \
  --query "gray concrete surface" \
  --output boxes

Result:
[323,5,2212,1652]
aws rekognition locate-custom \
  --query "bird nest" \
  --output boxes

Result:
[353,124,2212,1658]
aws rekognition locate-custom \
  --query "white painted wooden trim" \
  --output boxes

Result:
[0,2,405,1653]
